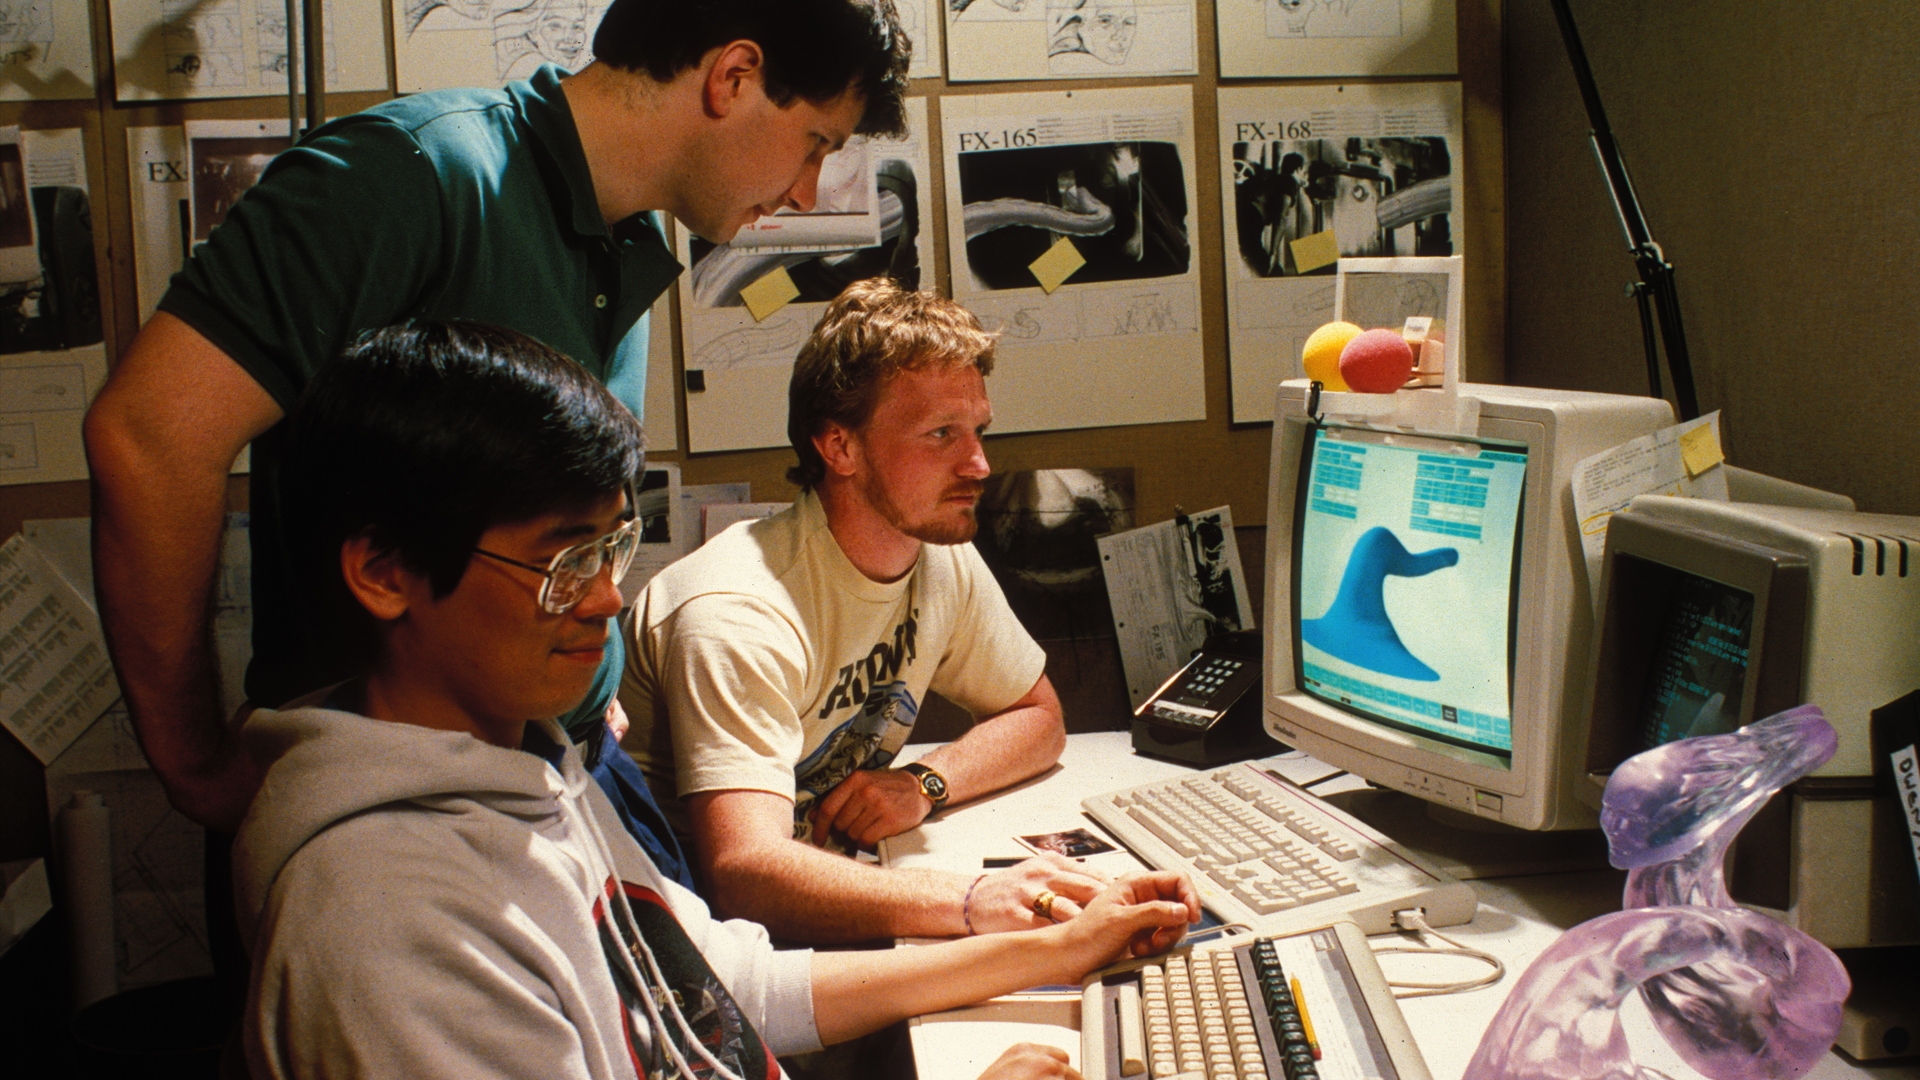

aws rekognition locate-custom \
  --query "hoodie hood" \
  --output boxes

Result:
[232,704,586,947]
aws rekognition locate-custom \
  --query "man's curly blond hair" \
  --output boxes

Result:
[786,277,996,490]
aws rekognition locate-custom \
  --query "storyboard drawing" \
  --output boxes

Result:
[394,0,609,92]
[677,98,932,454]
[1218,82,1460,423]
[1217,0,1456,78]
[112,0,388,101]
[0,0,95,100]
[942,85,1203,435]
[947,0,1194,82]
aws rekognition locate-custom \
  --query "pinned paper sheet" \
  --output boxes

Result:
[1028,237,1086,295]
[1570,411,1730,606]
[0,535,120,764]
[1289,231,1341,274]
[739,267,799,322]
[1097,507,1254,709]
[1679,422,1725,477]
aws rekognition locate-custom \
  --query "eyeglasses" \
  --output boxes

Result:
[472,516,643,614]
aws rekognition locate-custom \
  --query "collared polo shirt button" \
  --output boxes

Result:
[594,294,608,309]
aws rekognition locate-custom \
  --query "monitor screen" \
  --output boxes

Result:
[1292,424,1527,763]
[1630,562,1755,752]
[1579,508,1808,795]
[1264,381,1678,836]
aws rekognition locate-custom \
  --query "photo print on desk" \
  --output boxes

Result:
[677,97,932,453]
[941,86,1203,435]
[1217,82,1460,422]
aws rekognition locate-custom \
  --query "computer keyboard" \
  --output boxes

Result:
[1079,919,1431,1080]
[1081,760,1476,935]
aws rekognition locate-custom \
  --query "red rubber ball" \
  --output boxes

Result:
[1338,329,1416,393]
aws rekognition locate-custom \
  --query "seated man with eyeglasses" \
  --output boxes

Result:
[238,319,1198,1078]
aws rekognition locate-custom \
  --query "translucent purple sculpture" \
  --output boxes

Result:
[1464,705,1850,1080]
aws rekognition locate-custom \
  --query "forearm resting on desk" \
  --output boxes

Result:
[695,790,1114,941]
[809,677,1066,849]
[697,801,977,941]
[919,675,1066,805]
[809,871,1199,1046]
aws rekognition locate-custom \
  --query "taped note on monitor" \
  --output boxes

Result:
[1571,412,1730,606]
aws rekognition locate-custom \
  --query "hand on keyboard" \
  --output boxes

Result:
[1059,870,1201,968]
[975,1042,1077,1079]
[967,852,1114,932]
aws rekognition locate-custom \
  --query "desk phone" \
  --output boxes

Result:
[1134,633,1278,767]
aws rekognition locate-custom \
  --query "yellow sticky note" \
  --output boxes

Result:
[1679,422,1724,477]
[1289,230,1341,274]
[1029,236,1086,294]
[740,266,799,321]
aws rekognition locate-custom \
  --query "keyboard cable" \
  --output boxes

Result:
[1374,907,1506,999]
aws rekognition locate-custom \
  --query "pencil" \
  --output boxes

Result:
[1290,976,1321,1060]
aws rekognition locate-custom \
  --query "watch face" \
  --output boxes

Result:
[908,764,947,802]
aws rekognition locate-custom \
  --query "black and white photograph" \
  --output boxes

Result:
[1230,135,1451,277]
[972,467,1133,642]
[189,133,290,241]
[0,140,31,251]
[635,464,673,544]
[685,155,921,308]
[956,140,1189,291]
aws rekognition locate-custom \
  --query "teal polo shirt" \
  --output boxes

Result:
[163,65,681,718]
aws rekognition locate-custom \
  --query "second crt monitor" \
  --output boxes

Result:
[1262,380,1673,836]
[1581,495,1920,951]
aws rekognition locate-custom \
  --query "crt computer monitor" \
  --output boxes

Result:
[1262,380,1674,838]
[1581,496,1920,951]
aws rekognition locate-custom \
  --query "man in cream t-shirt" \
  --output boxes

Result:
[623,277,1111,944]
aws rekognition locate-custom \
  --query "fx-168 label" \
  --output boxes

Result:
[1232,121,1315,141]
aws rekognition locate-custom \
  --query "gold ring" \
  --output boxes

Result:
[1032,890,1057,920]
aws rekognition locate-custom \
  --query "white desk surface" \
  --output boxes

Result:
[883,732,1920,1080]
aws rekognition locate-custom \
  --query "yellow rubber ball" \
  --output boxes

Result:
[1302,321,1361,391]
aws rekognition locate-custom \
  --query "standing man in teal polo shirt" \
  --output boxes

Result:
[83,0,912,859]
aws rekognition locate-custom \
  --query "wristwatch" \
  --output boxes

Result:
[901,762,950,812]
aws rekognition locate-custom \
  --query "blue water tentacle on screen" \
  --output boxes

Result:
[1301,525,1458,681]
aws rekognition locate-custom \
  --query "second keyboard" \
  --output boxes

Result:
[1081,761,1476,935]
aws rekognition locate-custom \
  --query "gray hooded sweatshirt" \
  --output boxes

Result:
[233,706,819,1079]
